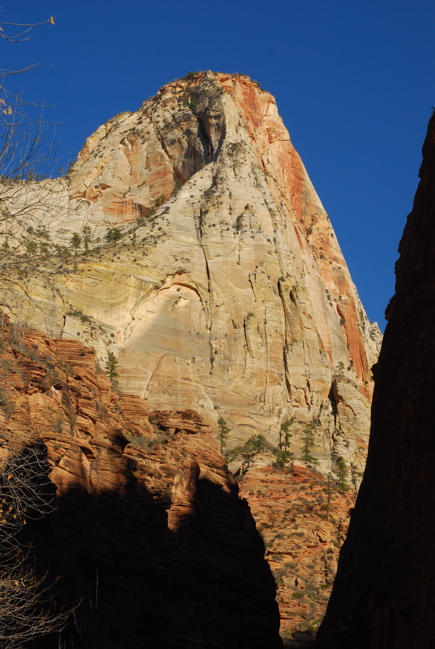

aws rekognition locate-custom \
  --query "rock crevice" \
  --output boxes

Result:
[0,71,380,482]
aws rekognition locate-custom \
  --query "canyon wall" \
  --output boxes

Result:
[0,72,380,484]
[317,112,435,648]
[0,314,356,647]
[0,317,282,649]
[0,73,387,646]
[238,461,354,645]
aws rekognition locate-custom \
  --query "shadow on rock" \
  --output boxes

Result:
[23,457,282,649]
[282,628,317,648]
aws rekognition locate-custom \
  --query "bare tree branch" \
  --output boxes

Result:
[0,9,72,299]
[0,15,71,640]
[0,16,55,42]
[0,444,69,648]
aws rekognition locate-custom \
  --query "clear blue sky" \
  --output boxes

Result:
[3,0,434,329]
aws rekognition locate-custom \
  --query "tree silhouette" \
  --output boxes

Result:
[0,444,68,648]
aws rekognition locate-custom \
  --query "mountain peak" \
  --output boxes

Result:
[1,74,380,485]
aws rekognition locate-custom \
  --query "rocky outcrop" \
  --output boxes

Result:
[317,112,435,648]
[0,72,380,485]
[239,462,354,647]
[0,318,282,649]
[0,315,359,648]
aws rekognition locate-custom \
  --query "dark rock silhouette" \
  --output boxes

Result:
[317,112,435,648]
[27,471,281,649]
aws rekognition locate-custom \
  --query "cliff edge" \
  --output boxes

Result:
[0,72,381,484]
[317,112,435,648]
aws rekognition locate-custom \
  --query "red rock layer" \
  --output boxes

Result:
[216,73,375,392]
[317,113,435,648]
[0,318,282,649]
[239,464,354,647]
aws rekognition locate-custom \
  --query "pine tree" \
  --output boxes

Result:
[217,417,230,452]
[105,352,119,382]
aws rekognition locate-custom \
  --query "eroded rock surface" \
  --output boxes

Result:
[239,462,353,647]
[0,318,281,649]
[1,72,380,485]
[317,113,435,648]
[0,313,370,647]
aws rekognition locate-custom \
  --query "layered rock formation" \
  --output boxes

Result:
[317,112,435,648]
[0,72,381,484]
[0,318,281,648]
[238,462,354,647]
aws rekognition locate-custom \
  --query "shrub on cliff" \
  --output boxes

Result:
[335,456,348,491]
[217,416,230,452]
[106,228,123,243]
[105,351,119,382]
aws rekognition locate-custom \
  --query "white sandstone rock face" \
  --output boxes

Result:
[1,72,381,483]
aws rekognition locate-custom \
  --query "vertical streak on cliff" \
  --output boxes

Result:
[277,278,293,402]
[263,305,269,406]
[317,112,435,649]
[194,202,215,371]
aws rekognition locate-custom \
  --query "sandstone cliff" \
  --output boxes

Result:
[238,462,354,646]
[0,72,380,485]
[317,112,435,648]
[0,313,360,647]
[0,317,282,648]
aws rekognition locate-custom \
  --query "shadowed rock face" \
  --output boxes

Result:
[317,113,435,648]
[0,320,281,649]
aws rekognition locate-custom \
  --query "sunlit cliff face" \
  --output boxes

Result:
[0,71,380,484]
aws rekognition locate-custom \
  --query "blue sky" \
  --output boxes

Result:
[3,0,434,329]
